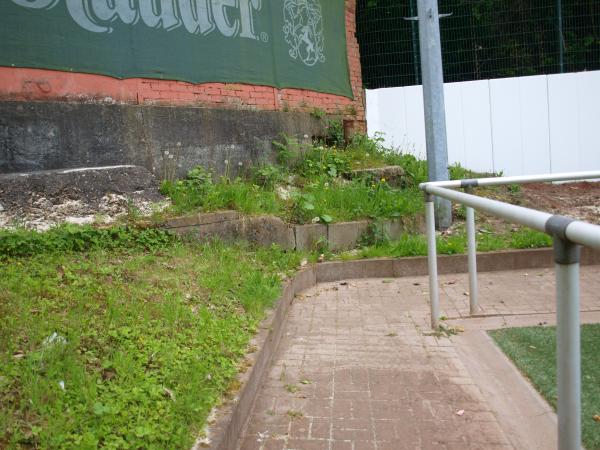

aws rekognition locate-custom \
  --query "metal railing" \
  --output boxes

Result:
[420,170,600,450]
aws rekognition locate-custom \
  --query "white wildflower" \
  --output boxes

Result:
[42,332,67,347]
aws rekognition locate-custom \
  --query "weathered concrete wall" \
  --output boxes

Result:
[165,211,425,251]
[0,101,324,177]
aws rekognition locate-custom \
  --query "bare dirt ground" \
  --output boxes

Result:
[449,181,600,235]
[519,182,600,224]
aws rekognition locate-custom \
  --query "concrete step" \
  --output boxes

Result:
[0,165,165,229]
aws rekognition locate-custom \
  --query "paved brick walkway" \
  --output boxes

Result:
[238,266,600,450]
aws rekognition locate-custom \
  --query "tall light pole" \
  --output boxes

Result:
[417,0,452,229]
[557,0,564,73]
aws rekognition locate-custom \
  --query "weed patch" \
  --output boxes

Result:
[336,227,551,261]
[0,225,174,259]
[160,133,431,225]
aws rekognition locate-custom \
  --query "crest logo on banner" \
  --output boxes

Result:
[283,0,325,67]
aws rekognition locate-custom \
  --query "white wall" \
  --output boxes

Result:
[366,71,600,176]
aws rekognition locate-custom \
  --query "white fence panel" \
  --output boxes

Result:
[443,82,466,167]
[489,77,522,175]
[547,73,580,173]
[457,80,494,173]
[366,70,600,176]
[365,88,380,138]
[403,85,427,159]
[519,75,551,175]
[576,71,600,172]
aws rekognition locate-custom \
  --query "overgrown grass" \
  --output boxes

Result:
[0,233,304,449]
[335,227,552,260]
[298,178,423,223]
[159,132,435,224]
[490,325,600,450]
[160,168,281,217]
[158,130,493,226]
[0,225,174,260]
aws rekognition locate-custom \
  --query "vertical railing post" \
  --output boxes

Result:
[547,216,582,450]
[417,0,452,229]
[425,192,440,329]
[464,186,478,314]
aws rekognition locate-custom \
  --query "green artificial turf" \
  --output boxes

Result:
[490,325,600,450]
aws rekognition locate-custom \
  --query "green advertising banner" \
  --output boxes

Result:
[0,0,353,98]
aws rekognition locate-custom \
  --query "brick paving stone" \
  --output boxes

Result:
[238,266,600,449]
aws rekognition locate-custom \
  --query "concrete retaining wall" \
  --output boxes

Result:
[165,211,425,251]
[0,101,325,177]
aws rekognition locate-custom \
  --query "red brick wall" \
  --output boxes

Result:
[0,0,364,125]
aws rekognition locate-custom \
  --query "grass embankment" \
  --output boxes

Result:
[160,133,432,224]
[157,130,551,251]
[490,325,600,450]
[0,228,304,449]
[0,130,554,449]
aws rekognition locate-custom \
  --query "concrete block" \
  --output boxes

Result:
[294,223,327,251]
[167,225,198,236]
[383,214,425,240]
[196,219,245,242]
[383,219,402,240]
[327,220,370,251]
[197,210,240,225]
[165,214,200,229]
[244,216,295,250]
[348,165,406,187]
[393,256,430,277]
[291,267,317,294]
[476,249,549,273]
[316,259,395,283]
[166,210,241,229]
[408,214,425,233]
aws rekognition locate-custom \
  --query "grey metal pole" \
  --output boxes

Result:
[557,0,564,73]
[417,0,452,229]
[425,195,440,329]
[409,0,420,85]
[552,236,581,450]
[465,188,478,314]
